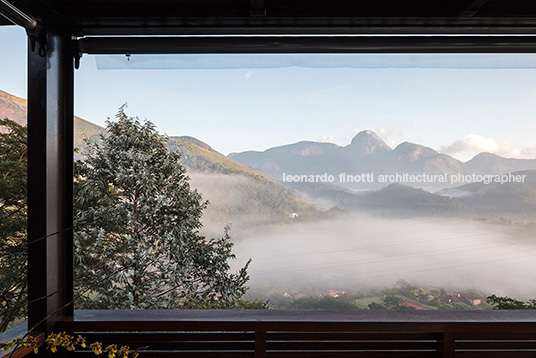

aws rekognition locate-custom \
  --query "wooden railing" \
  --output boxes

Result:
[54,310,536,358]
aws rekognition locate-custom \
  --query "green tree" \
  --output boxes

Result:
[381,295,416,310]
[438,302,472,310]
[383,295,403,308]
[74,107,250,309]
[0,118,27,331]
[486,295,536,310]
[368,301,387,310]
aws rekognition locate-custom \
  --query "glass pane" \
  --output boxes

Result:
[0,25,28,331]
[73,53,536,310]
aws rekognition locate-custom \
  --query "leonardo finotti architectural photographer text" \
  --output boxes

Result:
[282,172,527,185]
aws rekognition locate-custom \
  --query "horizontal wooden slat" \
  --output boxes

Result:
[78,332,255,342]
[72,351,253,358]
[457,341,536,349]
[72,341,255,350]
[456,352,536,358]
[455,332,536,340]
[77,331,442,342]
[267,352,438,358]
[267,341,438,350]
[268,332,442,340]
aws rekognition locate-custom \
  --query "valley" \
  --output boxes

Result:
[3,88,536,306]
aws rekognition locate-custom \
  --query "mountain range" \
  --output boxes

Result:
[167,135,322,232]
[229,130,536,190]
[0,90,103,144]
[0,90,320,233]
[2,88,536,222]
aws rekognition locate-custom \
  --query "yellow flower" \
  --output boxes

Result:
[106,343,117,358]
[1,333,135,358]
[90,342,103,355]
[77,335,87,348]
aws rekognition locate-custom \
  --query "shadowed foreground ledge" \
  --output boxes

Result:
[52,310,536,358]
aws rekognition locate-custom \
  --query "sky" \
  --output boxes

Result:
[2,25,536,160]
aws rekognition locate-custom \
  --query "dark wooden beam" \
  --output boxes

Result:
[74,17,536,36]
[7,0,536,36]
[57,310,536,332]
[78,35,536,55]
[27,24,74,333]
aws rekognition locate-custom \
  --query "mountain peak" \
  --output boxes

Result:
[392,141,438,161]
[468,152,501,161]
[349,130,391,156]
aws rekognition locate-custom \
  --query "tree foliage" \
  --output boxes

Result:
[486,294,536,310]
[367,301,388,310]
[74,107,250,309]
[438,302,472,310]
[0,118,27,331]
[289,295,360,310]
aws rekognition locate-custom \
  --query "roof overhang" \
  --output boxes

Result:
[3,0,536,37]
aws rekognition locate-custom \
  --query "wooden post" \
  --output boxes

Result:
[255,330,267,358]
[441,332,456,358]
[27,25,74,334]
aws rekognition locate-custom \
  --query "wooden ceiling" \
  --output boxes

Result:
[14,0,536,18]
[4,0,536,35]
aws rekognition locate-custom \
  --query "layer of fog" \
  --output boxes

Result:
[188,172,536,299]
[232,215,536,299]
[189,172,303,236]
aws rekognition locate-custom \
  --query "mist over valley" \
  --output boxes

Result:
[3,88,536,308]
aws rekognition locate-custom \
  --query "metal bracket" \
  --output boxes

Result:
[26,20,46,58]
[74,49,82,70]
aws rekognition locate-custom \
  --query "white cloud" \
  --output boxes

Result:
[441,134,536,161]
[377,126,403,148]
[242,70,258,80]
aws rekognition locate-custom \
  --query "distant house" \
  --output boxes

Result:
[440,292,482,307]
[283,292,306,300]
[465,296,482,306]
[440,293,463,304]
[323,290,346,298]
